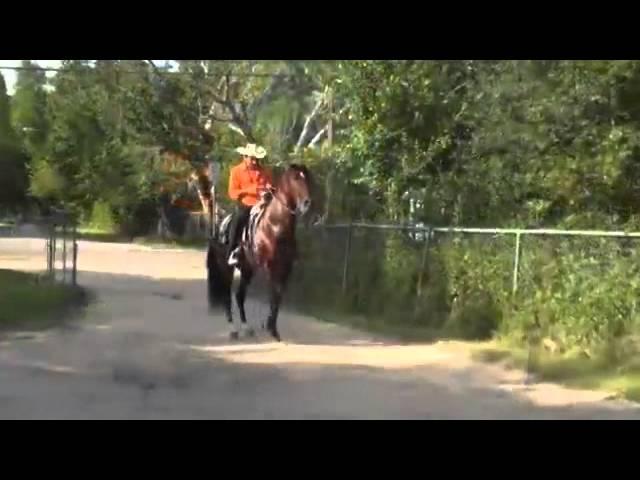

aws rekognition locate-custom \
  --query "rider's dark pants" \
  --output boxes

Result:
[227,204,251,256]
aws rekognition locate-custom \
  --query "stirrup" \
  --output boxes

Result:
[227,247,240,266]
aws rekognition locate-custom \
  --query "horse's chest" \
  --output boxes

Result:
[253,231,294,268]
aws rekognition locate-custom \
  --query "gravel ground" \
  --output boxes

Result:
[1,235,639,419]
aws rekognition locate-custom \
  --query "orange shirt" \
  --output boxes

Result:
[228,162,273,207]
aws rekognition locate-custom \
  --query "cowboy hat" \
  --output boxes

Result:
[235,143,267,159]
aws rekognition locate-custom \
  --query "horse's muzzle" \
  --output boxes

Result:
[298,198,311,215]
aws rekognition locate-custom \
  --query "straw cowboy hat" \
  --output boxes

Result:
[235,143,267,159]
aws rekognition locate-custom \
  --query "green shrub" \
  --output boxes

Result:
[87,200,116,232]
[444,291,501,340]
[289,227,640,352]
[512,236,640,353]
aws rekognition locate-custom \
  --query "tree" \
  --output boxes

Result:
[331,60,640,228]
[11,60,49,157]
[0,72,28,210]
[0,73,15,145]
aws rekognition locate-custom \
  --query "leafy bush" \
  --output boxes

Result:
[511,236,640,353]
[288,227,640,351]
[86,200,116,232]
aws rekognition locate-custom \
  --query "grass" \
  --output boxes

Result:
[471,340,640,403]
[0,269,89,330]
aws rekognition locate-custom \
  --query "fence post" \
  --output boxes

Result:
[72,225,78,287]
[45,227,52,279]
[342,223,353,295]
[414,226,433,318]
[62,223,67,283]
[512,231,522,296]
[52,224,58,281]
[416,226,433,298]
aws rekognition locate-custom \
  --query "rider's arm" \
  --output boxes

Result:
[229,168,258,201]
[228,168,245,201]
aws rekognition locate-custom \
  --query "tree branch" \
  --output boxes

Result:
[146,60,162,76]
[307,126,327,148]
[228,123,247,137]
[295,92,325,153]
[224,72,231,103]
[198,66,256,141]
[305,104,347,149]
[247,71,288,121]
[286,113,298,144]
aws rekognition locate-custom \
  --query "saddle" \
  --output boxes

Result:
[218,200,269,251]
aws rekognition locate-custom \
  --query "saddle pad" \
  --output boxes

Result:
[241,202,268,250]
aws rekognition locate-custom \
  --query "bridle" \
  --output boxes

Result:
[266,186,299,217]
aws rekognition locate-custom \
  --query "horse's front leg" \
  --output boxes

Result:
[223,286,238,340]
[266,281,283,342]
[266,262,292,342]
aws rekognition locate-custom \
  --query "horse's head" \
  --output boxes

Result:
[277,164,313,216]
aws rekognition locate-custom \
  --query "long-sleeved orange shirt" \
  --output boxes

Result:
[228,162,273,207]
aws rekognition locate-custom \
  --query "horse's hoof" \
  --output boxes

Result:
[268,328,281,342]
[245,327,256,338]
[229,331,239,340]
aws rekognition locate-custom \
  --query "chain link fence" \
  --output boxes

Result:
[287,223,640,352]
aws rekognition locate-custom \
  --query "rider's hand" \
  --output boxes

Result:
[243,185,259,197]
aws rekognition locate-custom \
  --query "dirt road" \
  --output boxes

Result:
[1,237,640,419]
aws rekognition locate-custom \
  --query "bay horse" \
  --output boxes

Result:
[206,163,313,341]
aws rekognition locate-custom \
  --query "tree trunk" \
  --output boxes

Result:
[190,171,212,214]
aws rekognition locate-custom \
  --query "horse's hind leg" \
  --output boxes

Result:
[235,269,255,338]
[206,243,237,340]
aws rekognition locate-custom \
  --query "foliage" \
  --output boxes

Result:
[289,227,640,352]
[11,60,49,157]
[0,73,28,209]
[0,73,15,144]
[7,59,640,354]
[0,141,29,209]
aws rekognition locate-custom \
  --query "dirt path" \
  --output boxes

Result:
[1,237,640,419]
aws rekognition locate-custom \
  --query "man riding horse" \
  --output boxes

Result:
[226,143,274,266]
[207,142,313,341]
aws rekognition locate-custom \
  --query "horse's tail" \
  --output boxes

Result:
[206,240,231,310]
